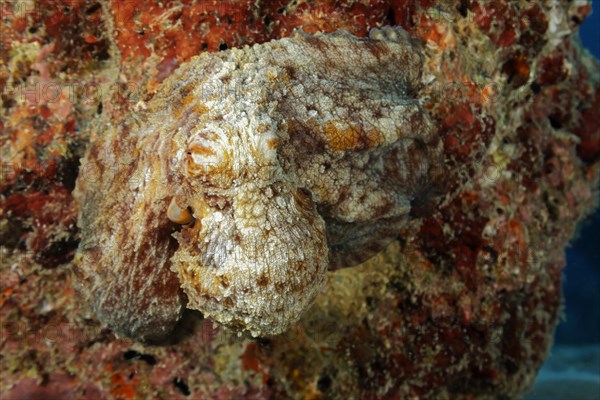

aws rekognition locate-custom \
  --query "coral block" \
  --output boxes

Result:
[1,0,598,399]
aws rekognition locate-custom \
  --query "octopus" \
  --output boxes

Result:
[73,26,443,342]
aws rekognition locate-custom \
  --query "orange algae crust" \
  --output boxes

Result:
[1,0,599,399]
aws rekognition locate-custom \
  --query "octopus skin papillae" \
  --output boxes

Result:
[73,26,443,342]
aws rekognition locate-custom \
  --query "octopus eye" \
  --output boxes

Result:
[185,138,235,188]
[167,198,194,224]
[186,144,218,175]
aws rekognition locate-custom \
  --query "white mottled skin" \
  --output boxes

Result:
[74,26,442,340]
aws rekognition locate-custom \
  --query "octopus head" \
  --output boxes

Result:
[167,120,328,337]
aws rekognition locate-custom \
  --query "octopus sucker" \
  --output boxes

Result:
[74,26,443,340]
[167,198,194,225]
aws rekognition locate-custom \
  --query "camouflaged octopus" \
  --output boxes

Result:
[73,26,442,342]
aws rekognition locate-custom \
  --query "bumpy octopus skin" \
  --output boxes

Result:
[73,26,442,341]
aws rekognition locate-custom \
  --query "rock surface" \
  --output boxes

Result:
[1,1,599,399]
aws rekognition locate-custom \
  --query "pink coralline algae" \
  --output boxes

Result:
[1,1,599,399]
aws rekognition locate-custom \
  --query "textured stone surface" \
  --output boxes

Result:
[1,0,599,399]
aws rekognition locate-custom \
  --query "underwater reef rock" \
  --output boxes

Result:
[1,0,599,399]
